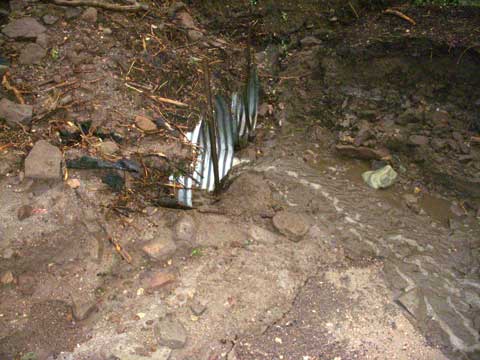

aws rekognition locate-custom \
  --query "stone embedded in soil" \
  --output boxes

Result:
[65,7,82,19]
[135,115,157,132]
[187,29,203,42]
[409,135,429,146]
[175,11,197,29]
[248,224,278,245]
[42,14,59,25]
[272,211,311,241]
[174,214,197,244]
[142,271,175,291]
[98,140,120,156]
[396,108,423,125]
[335,144,391,161]
[17,204,34,221]
[142,237,177,260]
[9,0,27,12]
[300,36,322,47]
[396,288,427,320]
[72,298,98,321]
[403,194,421,214]
[168,1,186,18]
[0,98,33,127]
[24,140,63,180]
[189,300,207,316]
[2,17,46,39]
[36,33,49,49]
[81,7,98,23]
[19,43,47,65]
[154,317,187,349]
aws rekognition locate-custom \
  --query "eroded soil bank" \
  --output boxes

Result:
[1,1,480,360]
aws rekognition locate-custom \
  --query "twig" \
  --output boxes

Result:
[41,79,78,92]
[349,1,359,19]
[108,236,132,263]
[148,94,188,108]
[2,74,25,104]
[384,9,416,26]
[124,82,188,107]
[50,0,148,12]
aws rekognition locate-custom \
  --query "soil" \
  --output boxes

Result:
[1,1,480,360]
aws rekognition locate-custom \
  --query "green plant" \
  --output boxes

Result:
[190,248,202,257]
[50,47,59,60]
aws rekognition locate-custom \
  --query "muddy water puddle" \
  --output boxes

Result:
[308,150,456,227]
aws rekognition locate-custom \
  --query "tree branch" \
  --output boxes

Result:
[51,0,148,12]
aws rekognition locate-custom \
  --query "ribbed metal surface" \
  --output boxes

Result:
[173,69,259,208]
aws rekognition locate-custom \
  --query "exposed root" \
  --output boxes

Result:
[50,0,148,12]
[384,8,416,26]
[2,73,25,104]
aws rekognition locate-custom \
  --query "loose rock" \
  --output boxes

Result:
[272,211,311,242]
[42,14,59,25]
[409,135,429,146]
[0,98,33,127]
[24,140,63,180]
[154,317,187,349]
[135,115,157,132]
[19,43,47,65]
[2,17,46,39]
[362,165,398,190]
[1,270,15,285]
[98,141,119,156]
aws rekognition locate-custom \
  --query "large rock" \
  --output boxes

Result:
[362,165,398,190]
[154,317,187,349]
[0,98,33,127]
[24,140,63,180]
[19,43,46,65]
[335,144,391,161]
[2,17,46,39]
[272,211,311,242]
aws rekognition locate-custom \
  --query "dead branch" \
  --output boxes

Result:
[384,8,416,26]
[50,0,148,12]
